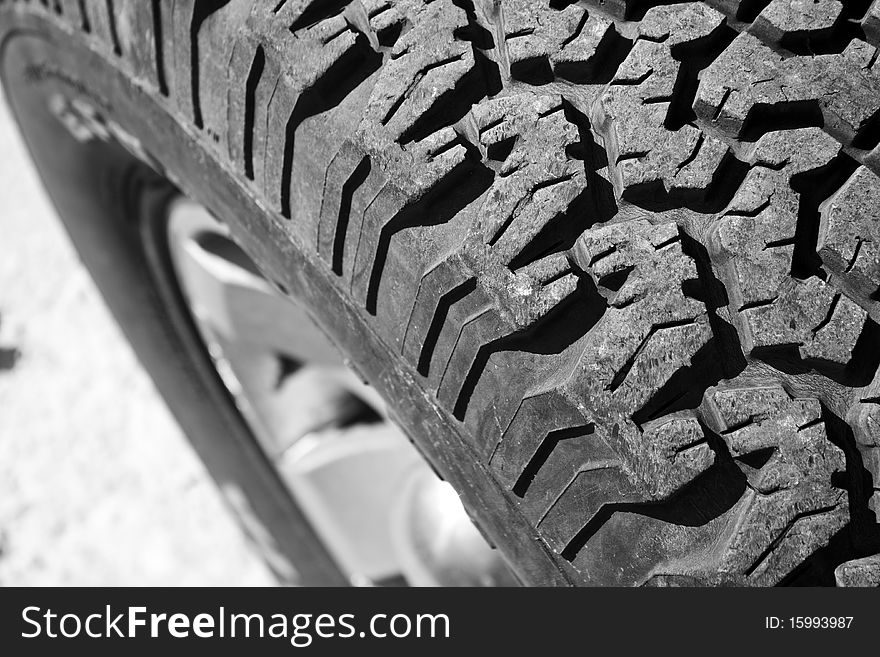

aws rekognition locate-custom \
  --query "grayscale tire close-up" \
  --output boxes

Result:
[1,0,879,588]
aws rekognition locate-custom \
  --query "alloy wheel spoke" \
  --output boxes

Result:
[164,197,512,586]
[169,200,341,367]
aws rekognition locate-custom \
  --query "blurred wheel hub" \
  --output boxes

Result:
[165,198,515,586]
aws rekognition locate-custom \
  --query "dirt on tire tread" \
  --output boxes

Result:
[11,0,880,585]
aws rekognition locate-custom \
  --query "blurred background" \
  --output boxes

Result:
[0,89,274,586]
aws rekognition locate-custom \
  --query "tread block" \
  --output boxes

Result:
[316,145,369,263]
[703,383,849,583]
[357,0,473,146]
[422,282,495,392]
[749,0,843,49]
[567,221,716,431]
[115,2,162,89]
[522,221,721,519]
[640,414,716,499]
[349,142,469,304]
[83,0,122,56]
[744,281,868,366]
[491,390,597,490]
[835,553,880,586]
[229,1,386,215]
[57,0,88,32]
[500,0,621,83]
[819,166,880,316]
[590,3,732,200]
[401,252,471,366]
[853,396,880,520]
[436,307,506,411]
[194,1,254,156]
[227,39,280,188]
[537,464,641,553]
[695,32,880,149]
[708,127,871,365]
[865,0,880,45]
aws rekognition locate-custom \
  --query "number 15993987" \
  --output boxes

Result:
[765,617,853,629]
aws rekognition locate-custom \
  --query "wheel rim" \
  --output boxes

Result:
[164,197,516,586]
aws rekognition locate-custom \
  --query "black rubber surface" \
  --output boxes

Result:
[1,0,879,586]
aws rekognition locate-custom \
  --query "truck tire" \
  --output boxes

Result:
[1,0,878,586]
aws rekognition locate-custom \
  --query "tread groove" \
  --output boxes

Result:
[190,1,232,129]
[790,152,860,280]
[333,156,371,275]
[104,0,121,55]
[513,424,595,498]
[243,45,265,182]
[150,0,168,96]
[77,0,90,32]
[418,278,477,377]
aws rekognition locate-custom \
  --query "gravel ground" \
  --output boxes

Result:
[0,90,275,586]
